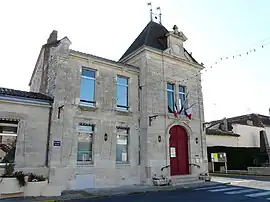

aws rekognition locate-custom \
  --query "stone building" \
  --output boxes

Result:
[0,20,207,190]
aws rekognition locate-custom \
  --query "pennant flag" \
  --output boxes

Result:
[184,107,192,119]
[178,98,182,113]
[173,103,178,118]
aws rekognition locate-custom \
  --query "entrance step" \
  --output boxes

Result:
[171,175,203,185]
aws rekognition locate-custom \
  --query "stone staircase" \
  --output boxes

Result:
[170,174,204,186]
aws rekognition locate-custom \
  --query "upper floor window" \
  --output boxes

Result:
[116,76,129,111]
[179,85,186,115]
[80,68,96,106]
[0,121,18,166]
[77,123,94,163]
[167,83,175,113]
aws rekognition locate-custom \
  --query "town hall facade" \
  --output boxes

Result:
[0,20,208,190]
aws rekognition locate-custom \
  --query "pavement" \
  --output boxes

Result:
[1,175,270,202]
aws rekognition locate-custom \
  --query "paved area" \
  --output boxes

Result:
[1,175,270,201]
[67,183,270,202]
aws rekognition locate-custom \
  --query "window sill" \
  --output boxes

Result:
[116,109,132,116]
[76,162,94,167]
[78,103,98,112]
[167,113,190,120]
[116,163,130,168]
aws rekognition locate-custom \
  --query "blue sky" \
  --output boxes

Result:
[0,0,269,121]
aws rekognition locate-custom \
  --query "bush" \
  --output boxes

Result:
[28,173,46,182]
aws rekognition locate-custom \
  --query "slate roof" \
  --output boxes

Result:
[70,49,140,71]
[119,21,199,64]
[0,87,53,102]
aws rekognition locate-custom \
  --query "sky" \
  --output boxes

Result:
[0,0,269,122]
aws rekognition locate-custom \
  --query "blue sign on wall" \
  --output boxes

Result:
[53,140,61,147]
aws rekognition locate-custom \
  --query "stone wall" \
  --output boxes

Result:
[46,49,141,189]
[0,100,51,176]
[125,48,208,182]
[248,167,270,175]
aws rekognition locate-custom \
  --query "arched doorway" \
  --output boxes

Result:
[169,125,189,175]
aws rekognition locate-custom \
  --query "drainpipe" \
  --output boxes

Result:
[45,103,53,167]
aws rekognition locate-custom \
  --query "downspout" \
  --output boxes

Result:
[45,102,53,168]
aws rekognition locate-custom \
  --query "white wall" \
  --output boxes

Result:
[207,124,270,148]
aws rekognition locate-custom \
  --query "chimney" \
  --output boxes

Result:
[223,117,228,131]
[47,30,58,44]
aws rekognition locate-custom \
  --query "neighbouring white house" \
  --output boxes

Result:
[204,112,270,171]
[0,18,208,193]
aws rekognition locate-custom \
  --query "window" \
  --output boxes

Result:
[80,68,96,106]
[167,83,175,113]
[116,127,129,163]
[116,76,129,111]
[0,121,18,166]
[77,123,94,163]
[179,85,186,115]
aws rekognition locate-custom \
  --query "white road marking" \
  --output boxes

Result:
[209,187,242,192]
[194,185,227,191]
[245,191,270,197]
[225,189,259,195]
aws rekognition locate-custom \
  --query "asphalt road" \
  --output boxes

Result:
[68,184,270,202]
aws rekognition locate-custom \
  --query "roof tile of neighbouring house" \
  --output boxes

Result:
[206,129,240,137]
[0,87,53,102]
[119,21,199,64]
[205,113,270,128]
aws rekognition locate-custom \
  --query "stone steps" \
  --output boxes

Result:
[171,175,203,185]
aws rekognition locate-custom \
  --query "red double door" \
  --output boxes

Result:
[169,125,189,175]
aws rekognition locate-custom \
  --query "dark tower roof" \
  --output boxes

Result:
[119,21,198,64]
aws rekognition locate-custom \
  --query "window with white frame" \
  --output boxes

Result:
[116,127,129,163]
[80,67,96,106]
[77,123,94,163]
[179,85,186,115]
[116,76,129,111]
[167,83,175,113]
[0,121,18,166]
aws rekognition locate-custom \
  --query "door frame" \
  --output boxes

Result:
[166,122,192,176]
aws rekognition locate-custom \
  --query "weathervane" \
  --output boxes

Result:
[147,2,162,24]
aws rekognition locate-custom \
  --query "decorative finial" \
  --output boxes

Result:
[147,2,152,21]
[173,25,178,34]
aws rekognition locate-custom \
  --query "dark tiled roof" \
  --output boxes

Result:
[205,113,270,128]
[70,49,140,71]
[206,129,240,137]
[119,21,199,64]
[0,87,53,102]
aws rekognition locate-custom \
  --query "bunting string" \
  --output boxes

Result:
[139,38,270,89]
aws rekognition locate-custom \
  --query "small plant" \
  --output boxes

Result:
[14,171,26,187]
[0,163,26,187]
[1,163,15,177]
[28,173,46,182]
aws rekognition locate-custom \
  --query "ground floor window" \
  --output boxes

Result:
[77,123,94,163]
[116,127,129,163]
[0,121,18,166]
